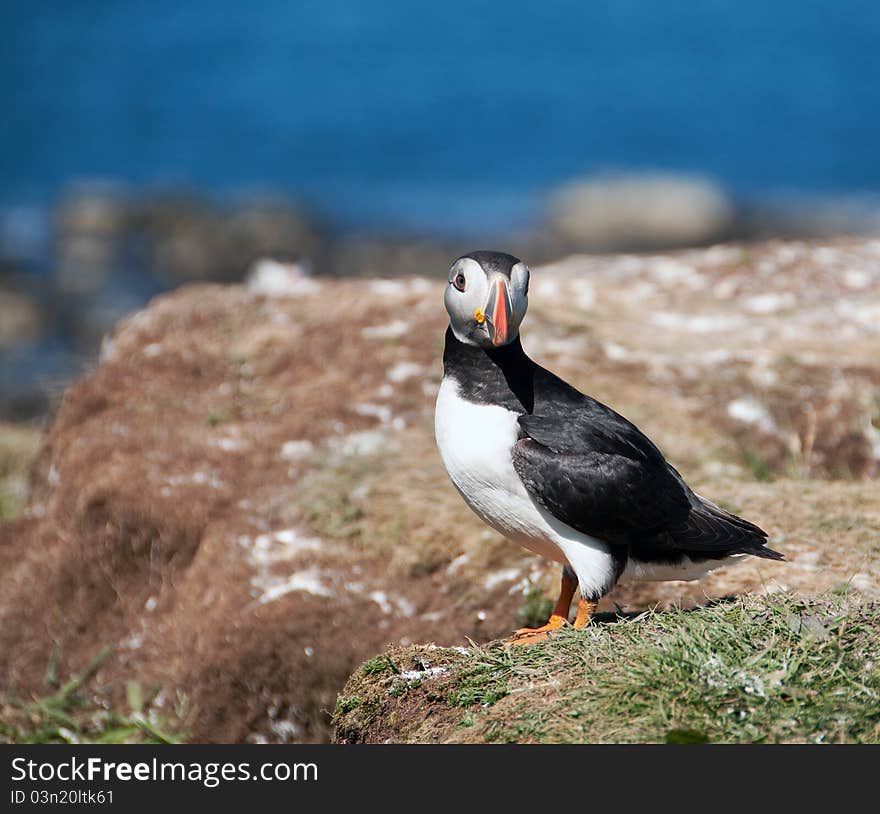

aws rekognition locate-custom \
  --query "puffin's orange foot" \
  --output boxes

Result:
[572,599,597,629]
[513,613,568,638]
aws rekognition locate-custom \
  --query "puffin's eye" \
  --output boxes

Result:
[453,272,466,292]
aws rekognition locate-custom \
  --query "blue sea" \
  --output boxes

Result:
[2,0,880,238]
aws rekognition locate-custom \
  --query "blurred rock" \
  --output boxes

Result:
[135,194,326,285]
[327,235,460,278]
[52,187,328,293]
[544,173,735,252]
[70,281,157,353]
[0,285,44,350]
[54,186,127,295]
[741,195,880,241]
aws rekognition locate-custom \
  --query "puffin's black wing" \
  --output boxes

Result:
[513,405,780,559]
[513,408,691,545]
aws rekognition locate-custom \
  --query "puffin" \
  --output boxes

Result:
[434,251,783,639]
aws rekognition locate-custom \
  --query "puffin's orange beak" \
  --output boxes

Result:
[484,277,512,347]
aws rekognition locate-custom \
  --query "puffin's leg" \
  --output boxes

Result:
[572,597,597,629]
[513,565,577,637]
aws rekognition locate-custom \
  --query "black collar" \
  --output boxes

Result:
[442,326,536,413]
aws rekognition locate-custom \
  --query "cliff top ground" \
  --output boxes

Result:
[333,592,880,744]
[1,237,879,743]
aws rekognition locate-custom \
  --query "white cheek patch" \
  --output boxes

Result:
[448,258,487,299]
[445,259,490,345]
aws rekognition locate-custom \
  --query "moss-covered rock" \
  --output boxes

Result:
[334,594,880,744]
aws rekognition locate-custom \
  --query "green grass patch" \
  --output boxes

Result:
[1,647,186,744]
[362,656,400,677]
[740,447,773,482]
[454,593,880,743]
[205,409,230,427]
[0,422,41,521]
[340,593,880,743]
[446,679,509,708]
[335,695,363,715]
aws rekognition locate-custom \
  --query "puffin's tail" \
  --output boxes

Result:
[675,496,785,561]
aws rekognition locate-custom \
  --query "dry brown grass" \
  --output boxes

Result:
[2,238,879,743]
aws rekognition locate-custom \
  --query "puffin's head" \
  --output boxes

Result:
[444,251,530,349]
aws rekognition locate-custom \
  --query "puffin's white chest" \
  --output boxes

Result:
[434,374,733,597]
[434,376,564,562]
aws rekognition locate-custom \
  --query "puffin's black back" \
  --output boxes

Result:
[442,327,782,564]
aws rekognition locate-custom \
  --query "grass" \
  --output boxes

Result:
[741,446,774,483]
[298,454,387,550]
[0,422,41,521]
[205,409,230,427]
[0,647,186,744]
[361,656,400,677]
[335,696,364,715]
[446,666,510,708]
[335,592,880,743]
